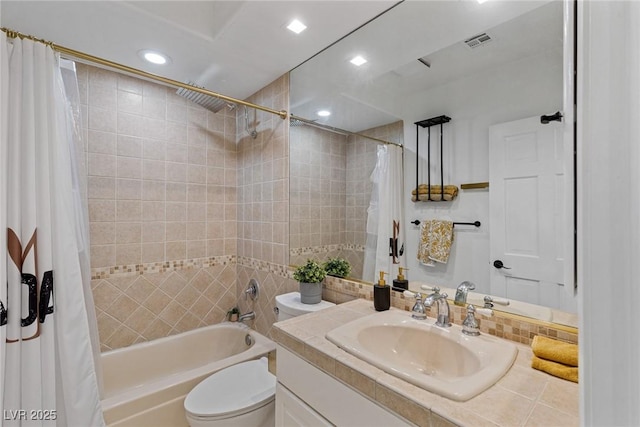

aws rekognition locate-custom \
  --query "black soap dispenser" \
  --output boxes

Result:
[392,267,409,292]
[374,271,390,311]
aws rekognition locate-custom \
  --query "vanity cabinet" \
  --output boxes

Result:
[275,383,332,427]
[275,345,410,427]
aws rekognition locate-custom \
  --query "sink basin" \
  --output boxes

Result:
[325,310,517,401]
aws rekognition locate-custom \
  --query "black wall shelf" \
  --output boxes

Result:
[414,115,452,202]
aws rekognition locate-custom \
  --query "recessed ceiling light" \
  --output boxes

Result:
[138,49,170,65]
[350,55,367,66]
[477,0,489,3]
[317,110,331,117]
[287,19,307,34]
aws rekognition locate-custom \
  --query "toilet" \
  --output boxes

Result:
[184,358,275,427]
[184,292,334,427]
[275,291,335,321]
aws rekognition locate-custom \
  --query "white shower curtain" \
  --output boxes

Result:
[363,144,405,283]
[0,34,104,426]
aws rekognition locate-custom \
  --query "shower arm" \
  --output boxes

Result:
[245,106,258,139]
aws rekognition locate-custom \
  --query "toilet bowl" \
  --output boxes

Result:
[275,291,335,321]
[184,358,275,427]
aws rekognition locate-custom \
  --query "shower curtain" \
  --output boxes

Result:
[363,144,405,283]
[0,34,104,426]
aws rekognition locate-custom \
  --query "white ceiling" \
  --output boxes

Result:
[290,0,561,131]
[0,1,397,100]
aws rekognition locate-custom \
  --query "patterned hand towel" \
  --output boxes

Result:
[531,355,578,383]
[417,220,454,265]
[531,335,578,367]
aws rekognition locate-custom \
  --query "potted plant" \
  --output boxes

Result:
[323,257,351,278]
[293,259,327,304]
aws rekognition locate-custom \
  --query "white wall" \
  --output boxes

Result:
[579,1,640,425]
[398,51,562,296]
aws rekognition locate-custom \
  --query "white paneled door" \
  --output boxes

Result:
[489,116,574,311]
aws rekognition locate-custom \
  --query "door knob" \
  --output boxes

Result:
[493,260,511,270]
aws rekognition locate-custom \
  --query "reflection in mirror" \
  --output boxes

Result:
[289,119,403,280]
[289,0,576,327]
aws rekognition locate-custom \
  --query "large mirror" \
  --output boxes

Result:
[289,0,576,327]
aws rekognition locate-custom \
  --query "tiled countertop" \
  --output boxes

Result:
[271,299,579,427]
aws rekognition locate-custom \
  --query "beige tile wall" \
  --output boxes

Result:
[236,75,289,266]
[79,64,239,350]
[235,74,292,338]
[93,262,236,351]
[289,120,404,280]
[80,64,238,268]
[290,125,347,251]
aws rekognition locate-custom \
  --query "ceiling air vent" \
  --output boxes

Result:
[464,32,493,49]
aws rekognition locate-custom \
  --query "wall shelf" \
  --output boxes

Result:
[413,115,454,202]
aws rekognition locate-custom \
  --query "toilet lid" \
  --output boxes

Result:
[184,359,276,419]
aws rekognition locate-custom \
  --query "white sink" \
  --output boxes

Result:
[325,310,517,401]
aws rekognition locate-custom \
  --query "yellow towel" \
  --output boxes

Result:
[411,193,455,202]
[411,184,459,197]
[531,355,578,383]
[531,335,578,367]
[417,220,454,265]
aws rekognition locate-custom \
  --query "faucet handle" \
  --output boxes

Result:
[420,285,440,293]
[476,307,494,317]
[483,295,510,308]
[403,290,418,299]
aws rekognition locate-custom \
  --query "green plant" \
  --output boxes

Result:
[293,259,327,283]
[323,257,351,278]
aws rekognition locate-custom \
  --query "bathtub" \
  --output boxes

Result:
[101,322,276,427]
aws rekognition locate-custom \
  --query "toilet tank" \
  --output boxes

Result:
[275,292,335,321]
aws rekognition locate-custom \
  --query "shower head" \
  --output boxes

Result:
[176,82,234,113]
[289,117,309,127]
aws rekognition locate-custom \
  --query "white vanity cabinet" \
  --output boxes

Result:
[275,345,411,427]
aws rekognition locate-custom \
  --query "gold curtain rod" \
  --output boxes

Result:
[1,27,288,120]
[290,114,404,148]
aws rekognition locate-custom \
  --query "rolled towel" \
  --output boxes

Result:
[411,193,455,202]
[531,335,578,367]
[531,355,578,383]
[411,184,459,196]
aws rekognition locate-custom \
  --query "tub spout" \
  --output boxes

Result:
[238,311,255,323]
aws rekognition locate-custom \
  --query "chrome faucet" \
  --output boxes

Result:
[454,281,476,306]
[238,311,255,323]
[424,291,451,328]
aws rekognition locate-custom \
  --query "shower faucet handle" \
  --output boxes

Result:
[245,279,260,301]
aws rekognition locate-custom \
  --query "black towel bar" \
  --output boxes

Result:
[411,220,481,227]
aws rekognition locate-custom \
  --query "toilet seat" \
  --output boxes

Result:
[184,358,275,420]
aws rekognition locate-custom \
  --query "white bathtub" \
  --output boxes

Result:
[101,322,276,427]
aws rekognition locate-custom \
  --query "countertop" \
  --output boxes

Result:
[271,299,579,427]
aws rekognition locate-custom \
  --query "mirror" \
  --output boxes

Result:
[289,0,577,327]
